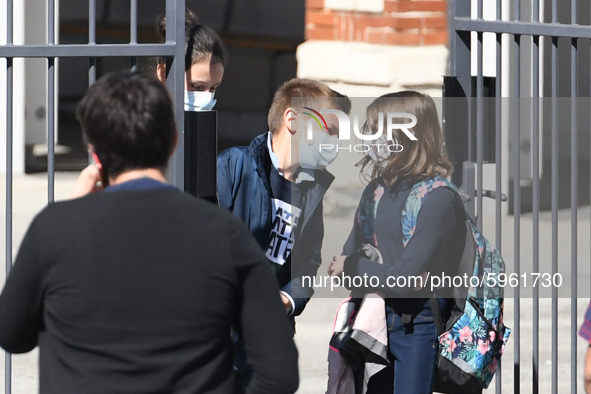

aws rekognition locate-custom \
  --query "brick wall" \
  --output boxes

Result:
[305,0,448,46]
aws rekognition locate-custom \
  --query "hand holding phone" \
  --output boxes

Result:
[70,164,104,199]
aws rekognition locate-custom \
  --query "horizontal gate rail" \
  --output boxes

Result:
[455,19,591,40]
[0,44,177,58]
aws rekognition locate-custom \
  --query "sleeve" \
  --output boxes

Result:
[0,218,45,353]
[341,211,360,256]
[288,201,325,317]
[344,188,457,296]
[216,151,235,212]
[229,218,299,394]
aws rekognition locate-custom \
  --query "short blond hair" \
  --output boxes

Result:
[267,78,351,134]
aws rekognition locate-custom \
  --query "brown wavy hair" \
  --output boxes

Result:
[359,91,453,186]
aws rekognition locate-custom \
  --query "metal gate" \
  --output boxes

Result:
[446,0,591,392]
[1,0,186,392]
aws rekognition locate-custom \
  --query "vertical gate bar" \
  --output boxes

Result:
[494,1,502,391]
[550,18,558,394]
[165,0,186,188]
[550,5,559,394]
[130,0,137,71]
[513,1,521,390]
[48,57,55,203]
[512,37,521,394]
[4,55,13,394]
[569,8,578,392]
[476,28,483,230]
[569,3,578,393]
[532,28,540,394]
[5,0,13,390]
[48,0,55,203]
[89,0,96,86]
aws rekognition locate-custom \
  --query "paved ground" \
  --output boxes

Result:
[0,173,589,393]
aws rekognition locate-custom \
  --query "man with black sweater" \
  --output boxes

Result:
[0,71,298,394]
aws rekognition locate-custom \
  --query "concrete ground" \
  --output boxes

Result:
[0,172,590,393]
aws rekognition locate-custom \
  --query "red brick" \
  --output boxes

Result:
[393,31,421,45]
[368,15,398,28]
[354,14,371,41]
[306,0,325,10]
[366,30,390,45]
[384,1,399,13]
[421,15,447,29]
[366,29,421,45]
[397,1,447,13]
[422,29,448,45]
[306,11,339,27]
[305,26,335,40]
[394,16,421,29]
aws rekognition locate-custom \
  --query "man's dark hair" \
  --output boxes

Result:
[76,71,177,178]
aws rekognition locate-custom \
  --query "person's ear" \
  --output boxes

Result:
[156,63,166,83]
[284,108,299,135]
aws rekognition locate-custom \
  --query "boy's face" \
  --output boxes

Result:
[289,108,341,171]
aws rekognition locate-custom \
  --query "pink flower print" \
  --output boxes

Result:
[477,339,490,355]
[374,186,384,202]
[459,326,473,343]
[373,233,378,248]
[489,358,498,374]
[408,225,416,237]
[448,337,457,353]
[432,181,447,189]
[500,343,505,355]
[489,331,496,343]
[417,185,429,198]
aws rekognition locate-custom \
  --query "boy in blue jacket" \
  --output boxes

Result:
[217,78,350,391]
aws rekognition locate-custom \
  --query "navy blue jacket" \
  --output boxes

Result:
[217,133,333,316]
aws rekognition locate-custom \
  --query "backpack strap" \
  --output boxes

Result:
[428,296,445,336]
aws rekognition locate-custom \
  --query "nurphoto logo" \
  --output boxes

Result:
[304,108,417,153]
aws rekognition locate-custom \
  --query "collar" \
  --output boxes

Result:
[266,131,315,184]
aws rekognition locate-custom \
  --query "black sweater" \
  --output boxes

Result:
[0,187,298,394]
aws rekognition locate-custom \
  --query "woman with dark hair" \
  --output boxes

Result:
[328,91,466,393]
[155,8,227,111]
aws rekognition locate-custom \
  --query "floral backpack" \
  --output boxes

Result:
[358,175,511,393]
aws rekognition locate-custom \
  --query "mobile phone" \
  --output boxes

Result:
[91,152,109,188]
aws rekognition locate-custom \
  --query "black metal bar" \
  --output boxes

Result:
[4,0,13,392]
[184,111,218,203]
[89,0,96,86]
[4,55,13,394]
[165,0,186,188]
[550,9,558,391]
[570,34,578,394]
[513,3,521,393]
[476,30,483,230]
[532,32,540,394]
[48,0,55,203]
[494,3,502,394]
[130,0,137,71]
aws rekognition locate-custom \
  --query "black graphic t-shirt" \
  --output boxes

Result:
[266,167,301,268]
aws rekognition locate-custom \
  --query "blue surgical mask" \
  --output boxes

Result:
[184,91,217,112]
[298,129,340,171]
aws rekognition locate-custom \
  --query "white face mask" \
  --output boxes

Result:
[184,91,217,112]
[298,129,340,171]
